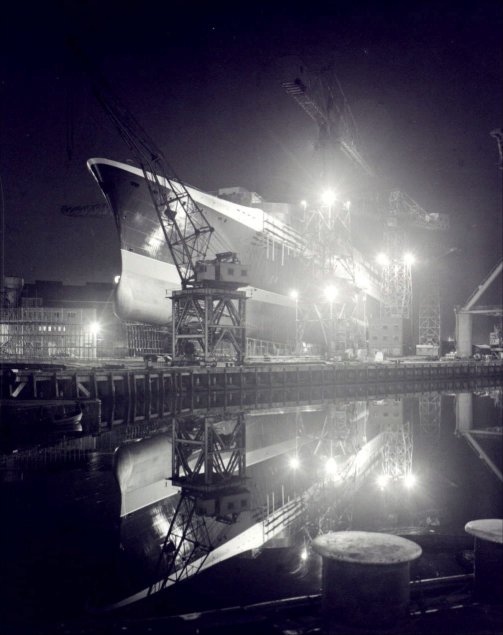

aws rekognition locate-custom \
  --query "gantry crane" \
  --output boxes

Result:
[282,62,375,181]
[282,60,374,278]
[282,62,375,356]
[87,69,215,290]
[381,190,449,322]
[282,61,449,338]
[73,43,248,363]
[71,46,253,594]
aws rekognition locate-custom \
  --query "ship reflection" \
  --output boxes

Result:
[0,383,501,619]
[106,386,503,610]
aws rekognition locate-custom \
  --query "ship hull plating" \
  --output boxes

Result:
[88,158,303,341]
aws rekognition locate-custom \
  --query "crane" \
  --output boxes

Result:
[281,61,377,356]
[88,72,214,290]
[379,190,449,322]
[282,61,449,340]
[71,42,247,363]
[68,40,215,288]
[282,63,375,180]
[69,47,253,594]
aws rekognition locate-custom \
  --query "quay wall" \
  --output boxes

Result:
[1,360,501,429]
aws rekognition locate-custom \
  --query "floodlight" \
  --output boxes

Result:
[321,189,337,206]
[289,455,300,469]
[89,321,101,336]
[403,473,417,489]
[325,456,337,475]
[376,474,390,489]
[324,285,338,302]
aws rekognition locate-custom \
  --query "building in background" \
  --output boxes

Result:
[368,316,412,358]
[0,278,170,360]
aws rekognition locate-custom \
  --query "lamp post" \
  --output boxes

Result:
[321,188,337,239]
[324,285,338,358]
[290,290,300,354]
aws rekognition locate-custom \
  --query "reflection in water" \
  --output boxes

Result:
[455,390,503,481]
[0,382,501,621]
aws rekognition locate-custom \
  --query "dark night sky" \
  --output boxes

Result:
[1,1,502,335]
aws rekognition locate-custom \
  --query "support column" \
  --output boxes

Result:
[456,310,473,357]
[455,392,473,433]
[172,286,247,365]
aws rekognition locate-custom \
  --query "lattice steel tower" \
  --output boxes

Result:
[418,278,441,345]
[419,392,441,439]
[381,226,413,319]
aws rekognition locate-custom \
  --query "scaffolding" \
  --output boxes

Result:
[0,307,99,360]
[418,279,441,346]
[419,392,441,439]
[381,229,412,319]
[381,419,413,480]
[125,322,170,357]
[246,337,292,357]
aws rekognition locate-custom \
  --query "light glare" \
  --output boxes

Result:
[376,474,390,489]
[289,455,300,469]
[376,253,390,266]
[325,456,337,475]
[321,189,337,206]
[324,285,338,302]
[403,473,417,489]
[403,252,415,266]
[289,289,299,300]
[88,321,101,336]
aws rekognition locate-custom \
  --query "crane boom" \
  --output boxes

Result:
[93,81,214,288]
[389,190,449,231]
[282,78,329,129]
[73,42,213,288]
[282,66,375,178]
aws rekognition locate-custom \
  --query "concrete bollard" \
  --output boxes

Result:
[312,531,422,632]
[465,518,503,604]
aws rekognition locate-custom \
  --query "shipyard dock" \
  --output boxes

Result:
[2,358,502,428]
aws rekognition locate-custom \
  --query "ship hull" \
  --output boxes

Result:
[88,158,302,342]
[87,157,381,345]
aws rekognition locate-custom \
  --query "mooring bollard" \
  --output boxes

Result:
[312,531,422,632]
[465,518,503,604]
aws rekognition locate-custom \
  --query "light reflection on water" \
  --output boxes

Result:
[0,383,501,623]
